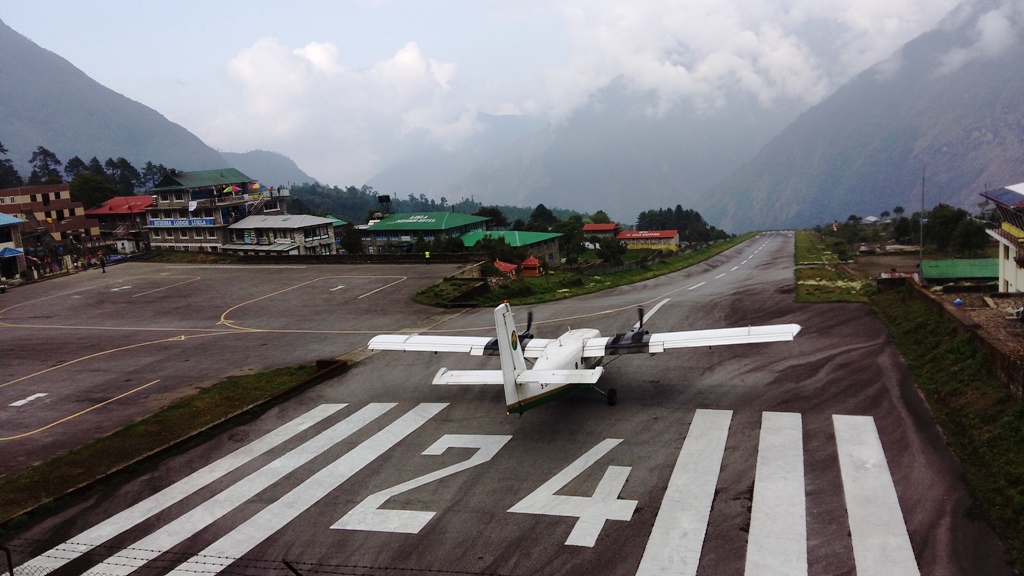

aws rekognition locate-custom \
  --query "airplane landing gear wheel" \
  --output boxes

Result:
[607,388,617,406]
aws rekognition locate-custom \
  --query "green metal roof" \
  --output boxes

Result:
[325,215,349,227]
[369,212,488,231]
[150,168,253,191]
[460,230,562,248]
[920,258,998,280]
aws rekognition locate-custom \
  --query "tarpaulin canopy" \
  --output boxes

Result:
[0,247,24,257]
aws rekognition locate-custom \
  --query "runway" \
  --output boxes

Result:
[4,234,1013,575]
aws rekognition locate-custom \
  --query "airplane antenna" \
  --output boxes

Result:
[637,307,645,332]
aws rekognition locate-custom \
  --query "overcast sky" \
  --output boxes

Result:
[0,0,963,185]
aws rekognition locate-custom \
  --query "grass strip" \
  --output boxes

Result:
[0,364,319,534]
[793,230,869,303]
[794,266,873,303]
[417,233,757,307]
[872,287,1024,569]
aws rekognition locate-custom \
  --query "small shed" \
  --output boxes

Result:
[521,256,543,277]
[494,260,518,277]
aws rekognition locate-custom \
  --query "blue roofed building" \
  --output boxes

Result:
[0,211,26,281]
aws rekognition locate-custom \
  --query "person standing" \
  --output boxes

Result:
[100,255,106,273]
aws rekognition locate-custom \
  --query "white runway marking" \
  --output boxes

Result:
[335,434,511,534]
[636,409,732,576]
[509,438,636,547]
[834,415,919,576]
[110,286,132,291]
[329,285,346,291]
[687,282,706,290]
[9,393,47,407]
[731,266,739,271]
[633,298,671,331]
[745,412,807,576]
[90,404,395,575]
[15,404,347,575]
[714,273,726,279]
[167,403,448,575]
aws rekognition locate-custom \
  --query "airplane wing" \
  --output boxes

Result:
[431,367,604,385]
[432,368,505,385]
[368,334,494,355]
[582,324,802,357]
[368,334,552,357]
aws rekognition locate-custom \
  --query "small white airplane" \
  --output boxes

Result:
[368,300,801,415]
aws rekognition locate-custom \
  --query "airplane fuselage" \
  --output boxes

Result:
[530,328,604,371]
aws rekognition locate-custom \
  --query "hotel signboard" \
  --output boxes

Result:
[149,218,215,227]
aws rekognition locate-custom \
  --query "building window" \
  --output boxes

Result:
[30,195,37,202]
[1005,245,1010,260]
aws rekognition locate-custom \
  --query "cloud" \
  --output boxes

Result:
[206,38,472,184]
[937,0,1023,74]
[542,0,959,116]
[198,1,963,184]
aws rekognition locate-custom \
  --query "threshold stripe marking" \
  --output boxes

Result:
[168,403,448,575]
[91,404,394,575]
[15,404,347,575]
[745,412,807,576]
[636,409,732,576]
[9,393,47,407]
[833,415,919,576]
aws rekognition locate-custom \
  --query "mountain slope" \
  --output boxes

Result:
[220,150,317,189]
[369,81,803,224]
[0,18,229,177]
[699,0,1024,231]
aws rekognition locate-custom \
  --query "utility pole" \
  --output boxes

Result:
[920,166,925,268]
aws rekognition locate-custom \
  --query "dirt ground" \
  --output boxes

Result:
[847,254,1024,361]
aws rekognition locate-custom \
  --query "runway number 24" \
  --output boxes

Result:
[331,435,636,547]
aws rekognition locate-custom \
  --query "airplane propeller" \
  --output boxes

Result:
[520,310,535,340]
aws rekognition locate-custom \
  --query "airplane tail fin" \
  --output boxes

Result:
[493,302,527,410]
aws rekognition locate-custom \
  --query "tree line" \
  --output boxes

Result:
[285,182,727,265]
[0,143,174,208]
[823,203,991,258]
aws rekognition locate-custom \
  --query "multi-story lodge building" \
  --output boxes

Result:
[146,168,284,252]
[85,195,154,254]
[222,215,337,255]
[981,182,1024,293]
[0,184,101,249]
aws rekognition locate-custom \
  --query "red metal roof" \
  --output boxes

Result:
[617,230,679,239]
[493,260,518,274]
[522,256,541,266]
[85,196,154,215]
[583,223,619,232]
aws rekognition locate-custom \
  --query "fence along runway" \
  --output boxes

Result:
[12,403,919,576]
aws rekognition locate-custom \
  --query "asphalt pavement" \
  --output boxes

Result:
[3,235,1014,575]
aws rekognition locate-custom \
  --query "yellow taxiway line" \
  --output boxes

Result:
[0,379,161,441]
